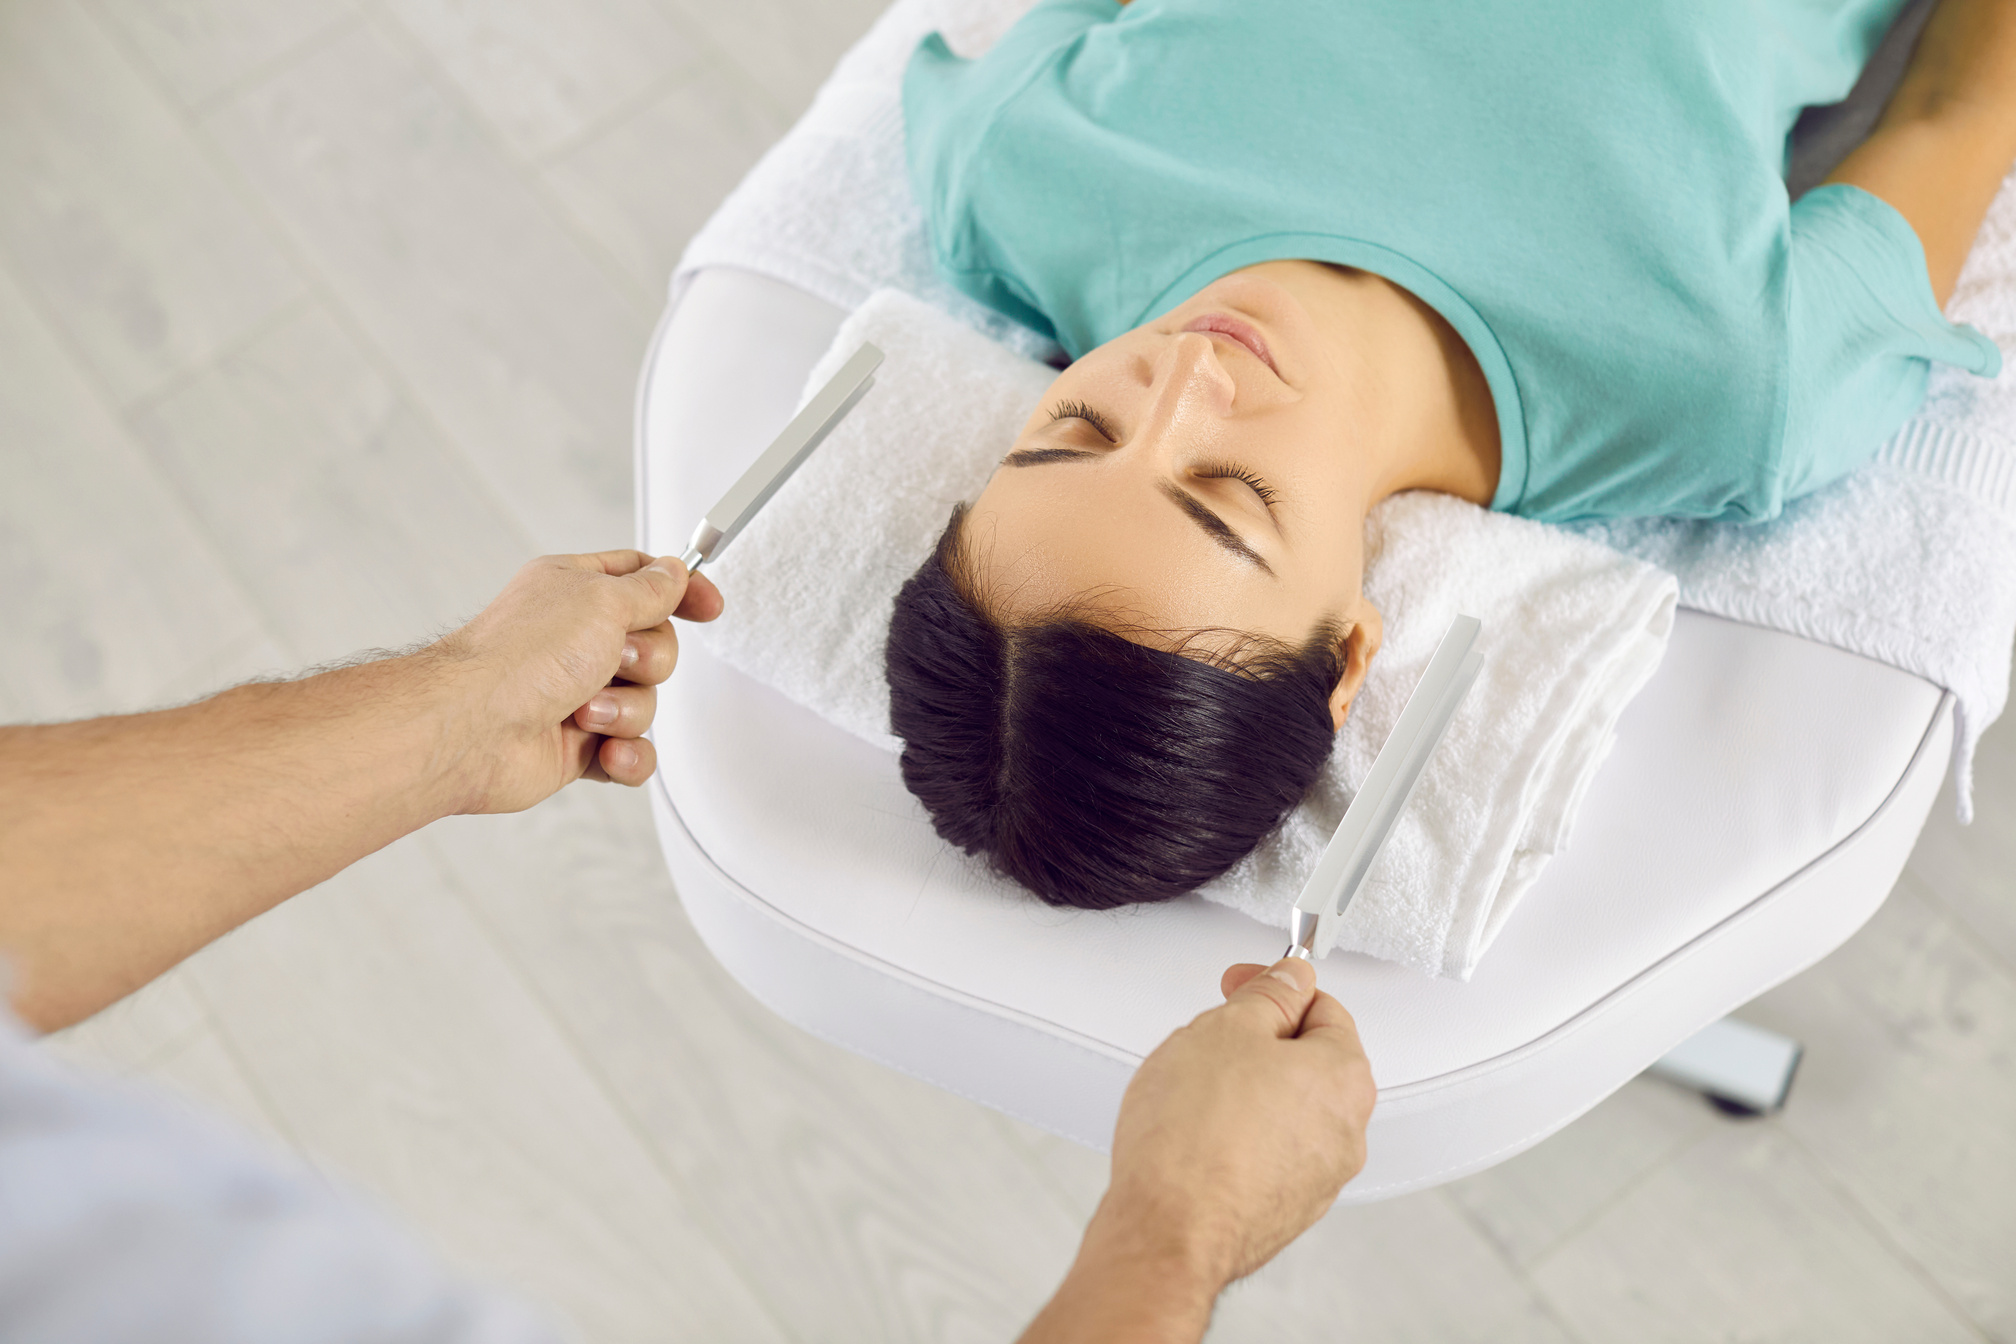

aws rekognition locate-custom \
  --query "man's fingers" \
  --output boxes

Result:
[568,728,657,787]
[597,734,657,787]
[676,571,724,623]
[613,558,693,632]
[1221,963,1268,999]
[1298,990,1365,1051]
[573,682,656,739]
[544,550,723,630]
[619,558,725,630]
[1219,957,1317,1038]
[620,623,679,685]
[556,549,654,576]
[1300,991,1378,1131]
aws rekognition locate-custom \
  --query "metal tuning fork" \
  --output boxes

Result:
[1285,615,1485,961]
[676,343,884,574]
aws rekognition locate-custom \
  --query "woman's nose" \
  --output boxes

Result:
[1149,331,1238,423]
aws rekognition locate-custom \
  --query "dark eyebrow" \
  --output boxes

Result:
[1000,447,1275,577]
[1158,483,1275,575]
[1003,447,1100,467]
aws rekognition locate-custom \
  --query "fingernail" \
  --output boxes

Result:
[582,693,617,728]
[1268,962,1311,993]
[606,741,637,772]
[619,639,640,669]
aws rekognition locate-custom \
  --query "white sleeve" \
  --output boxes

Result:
[0,1015,563,1344]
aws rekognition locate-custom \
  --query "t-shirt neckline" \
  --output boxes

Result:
[1137,232,1531,513]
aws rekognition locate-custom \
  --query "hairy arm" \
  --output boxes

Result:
[1825,0,2016,305]
[0,551,719,1031]
[1018,959,1376,1343]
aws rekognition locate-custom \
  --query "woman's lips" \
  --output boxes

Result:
[1183,313,1280,377]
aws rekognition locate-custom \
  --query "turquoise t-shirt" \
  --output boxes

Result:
[903,0,2002,523]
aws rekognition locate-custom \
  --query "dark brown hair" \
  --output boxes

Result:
[884,505,1343,909]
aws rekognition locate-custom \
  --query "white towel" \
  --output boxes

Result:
[698,291,1054,748]
[677,0,2016,819]
[1213,494,1673,975]
[673,0,1056,363]
[699,289,1678,979]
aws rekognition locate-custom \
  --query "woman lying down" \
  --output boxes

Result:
[879,0,2015,909]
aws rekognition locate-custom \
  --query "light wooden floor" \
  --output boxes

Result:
[3,1,2012,1339]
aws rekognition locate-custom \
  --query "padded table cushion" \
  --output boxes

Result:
[638,267,1953,1200]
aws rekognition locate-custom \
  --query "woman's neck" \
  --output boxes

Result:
[1258,260,1502,508]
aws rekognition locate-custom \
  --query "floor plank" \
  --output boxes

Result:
[1445,1074,1717,1268]
[1531,1122,1983,1344]
[541,63,787,293]
[0,0,306,404]
[133,1015,300,1153]
[40,966,212,1078]
[128,301,532,666]
[1212,1193,1579,1344]
[183,832,791,1344]
[650,0,893,119]
[0,261,287,721]
[382,0,702,161]
[199,19,653,553]
[424,785,1087,1343]
[991,1112,1111,1222]
[1909,707,2016,976]
[1748,874,2016,1341]
[89,0,356,108]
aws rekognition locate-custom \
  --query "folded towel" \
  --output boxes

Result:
[698,288,1678,979]
[698,290,1053,749]
[673,0,1056,363]
[1220,493,1673,976]
[677,0,2016,818]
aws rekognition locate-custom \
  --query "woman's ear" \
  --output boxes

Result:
[1327,602,1383,731]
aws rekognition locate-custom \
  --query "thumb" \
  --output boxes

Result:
[615,557,693,632]
[1220,957,1318,1038]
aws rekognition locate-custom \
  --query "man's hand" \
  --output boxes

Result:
[434,550,721,813]
[1019,959,1375,1343]
[0,549,721,1030]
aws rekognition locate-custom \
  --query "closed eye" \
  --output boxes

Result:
[1049,399,1119,442]
[995,442,1277,576]
[1197,461,1280,510]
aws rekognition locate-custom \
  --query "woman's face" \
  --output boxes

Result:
[964,264,1382,713]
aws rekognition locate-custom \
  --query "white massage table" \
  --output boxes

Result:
[636,264,1952,1201]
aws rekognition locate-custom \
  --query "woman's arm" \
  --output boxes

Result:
[0,552,716,1032]
[1825,0,2016,305]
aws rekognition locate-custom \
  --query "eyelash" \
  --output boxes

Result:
[1199,462,1281,509]
[1044,402,1279,509]
[1049,399,1119,440]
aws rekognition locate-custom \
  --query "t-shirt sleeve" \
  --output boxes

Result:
[1779,183,2002,502]
[903,0,1117,342]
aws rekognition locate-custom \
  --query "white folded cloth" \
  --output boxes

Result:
[697,290,1054,749]
[698,288,1678,979]
[672,0,1055,363]
[1218,493,1673,976]
[677,0,2016,821]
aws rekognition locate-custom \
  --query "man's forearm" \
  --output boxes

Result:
[0,653,473,1030]
[0,550,707,1032]
[1017,1202,1224,1344]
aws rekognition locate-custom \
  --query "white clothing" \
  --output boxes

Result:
[0,1010,557,1344]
